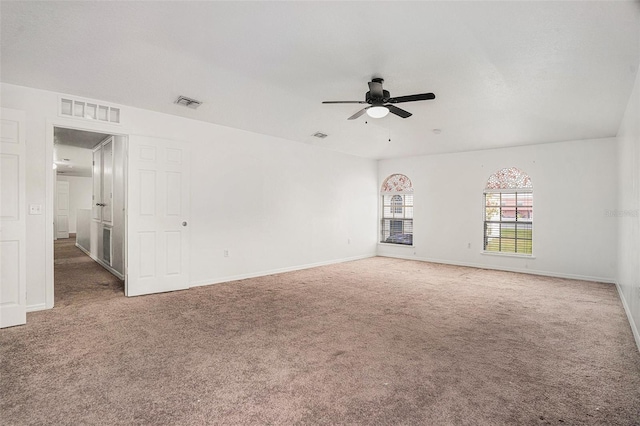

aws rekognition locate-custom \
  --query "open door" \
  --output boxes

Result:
[126,135,190,296]
[1,108,27,328]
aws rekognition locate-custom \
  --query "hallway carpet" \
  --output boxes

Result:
[1,253,639,425]
[52,236,124,308]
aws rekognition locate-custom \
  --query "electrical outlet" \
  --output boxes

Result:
[348,238,351,244]
[467,242,471,249]
[223,249,229,257]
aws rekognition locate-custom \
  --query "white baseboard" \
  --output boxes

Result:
[379,253,616,284]
[26,303,47,313]
[190,253,377,288]
[615,282,640,354]
[75,243,124,280]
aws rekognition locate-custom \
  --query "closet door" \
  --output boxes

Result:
[0,108,27,328]
[127,135,190,296]
[92,146,102,221]
[101,138,114,225]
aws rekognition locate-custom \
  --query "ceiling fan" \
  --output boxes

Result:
[322,78,435,120]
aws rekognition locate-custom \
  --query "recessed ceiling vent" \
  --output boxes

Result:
[175,96,202,109]
[312,131,328,139]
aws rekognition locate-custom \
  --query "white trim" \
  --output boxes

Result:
[75,243,124,280]
[57,95,122,125]
[46,118,131,310]
[484,188,533,194]
[190,253,377,287]
[26,303,47,313]
[378,242,414,248]
[615,282,640,354]
[378,253,616,284]
[481,251,536,259]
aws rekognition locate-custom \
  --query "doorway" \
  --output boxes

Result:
[53,127,126,306]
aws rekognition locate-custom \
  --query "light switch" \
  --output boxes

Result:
[29,204,43,215]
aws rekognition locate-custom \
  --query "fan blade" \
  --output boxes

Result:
[386,104,412,118]
[347,107,369,120]
[387,93,436,104]
[368,81,384,99]
[322,101,367,104]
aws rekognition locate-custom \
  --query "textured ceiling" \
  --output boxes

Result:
[2,1,639,159]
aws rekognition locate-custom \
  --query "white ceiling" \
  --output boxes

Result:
[54,128,111,177]
[55,127,111,150]
[2,1,639,159]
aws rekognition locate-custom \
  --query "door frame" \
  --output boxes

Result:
[44,118,129,310]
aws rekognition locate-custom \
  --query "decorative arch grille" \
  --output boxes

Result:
[484,167,533,254]
[381,174,413,245]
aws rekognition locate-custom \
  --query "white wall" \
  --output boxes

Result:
[617,68,640,349]
[124,106,379,286]
[0,83,378,310]
[55,175,92,233]
[378,138,618,282]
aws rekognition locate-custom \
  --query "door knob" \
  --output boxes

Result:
[182,221,188,227]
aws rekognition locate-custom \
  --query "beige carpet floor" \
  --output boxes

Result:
[1,238,640,425]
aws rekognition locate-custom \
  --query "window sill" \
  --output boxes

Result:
[378,242,415,248]
[481,251,536,259]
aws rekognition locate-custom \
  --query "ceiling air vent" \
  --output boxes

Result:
[175,96,202,109]
[312,132,328,139]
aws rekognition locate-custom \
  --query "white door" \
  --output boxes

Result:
[92,146,102,221]
[127,135,190,296]
[0,108,26,328]
[55,180,70,239]
[101,137,114,225]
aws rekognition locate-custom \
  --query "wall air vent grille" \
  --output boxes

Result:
[59,97,121,124]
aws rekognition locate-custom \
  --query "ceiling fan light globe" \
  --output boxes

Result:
[367,106,389,118]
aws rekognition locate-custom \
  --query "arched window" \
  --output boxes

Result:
[484,167,533,254]
[380,174,413,245]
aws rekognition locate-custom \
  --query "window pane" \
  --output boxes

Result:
[109,107,120,123]
[404,206,413,219]
[404,220,413,234]
[485,222,500,237]
[501,223,516,238]
[61,99,73,115]
[98,105,109,121]
[86,103,97,119]
[485,207,500,221]
[485,193,500,207]
[517,240,532,254]
[501,207,517,221]
[516,223,532,239]
[517,206,533,220]
[501,193,516,206]
[500,238,517,253]
[404,194,414,205]
[74,101,85,117]
[390,220,403,235]
[517,193,533,206]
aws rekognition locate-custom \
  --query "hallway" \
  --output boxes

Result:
[54,236,124,307]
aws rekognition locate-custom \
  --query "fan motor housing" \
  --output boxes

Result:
[366,89,390,104]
